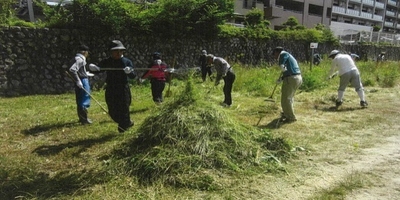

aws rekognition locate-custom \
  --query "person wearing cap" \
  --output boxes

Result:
[206,54,235,107]
[199,50,212,82]
[141,52,169,104]
[328,50,368,108]
[272,46,302,123]
[349,53,360,61]
[69,44,93,125]
[88,40,137,133]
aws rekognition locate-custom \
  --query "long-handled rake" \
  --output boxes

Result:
[265,72,283,102]
[65,71,108,114]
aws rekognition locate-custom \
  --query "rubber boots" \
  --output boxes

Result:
[77,107,92,125]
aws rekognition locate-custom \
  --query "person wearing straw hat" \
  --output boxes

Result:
[69,44,93,125]
[88,40,137,133]
[272,46,302,124]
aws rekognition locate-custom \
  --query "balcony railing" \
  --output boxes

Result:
[373,15,383,21]
[363,0,374,7]
[333,6,383,21]
[386,10,396,17]
[375,2,385,9]
[388,0,397,6]
[384,21,394,27]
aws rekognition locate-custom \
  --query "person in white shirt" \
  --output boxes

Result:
[328,50,368,108]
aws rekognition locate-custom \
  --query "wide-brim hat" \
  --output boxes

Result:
[109,40,126,50]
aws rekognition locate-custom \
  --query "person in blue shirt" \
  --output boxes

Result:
[272,46,303,123]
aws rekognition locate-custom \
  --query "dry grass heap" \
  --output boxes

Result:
[110,78,291,190]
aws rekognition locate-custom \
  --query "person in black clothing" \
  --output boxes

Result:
[199,50,212,82]
[141,52,168,104]
[89,40,136,133]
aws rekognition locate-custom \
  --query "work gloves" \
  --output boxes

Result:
[123,66,134,74]
[279,64,287,72]
[89,63,100,71]
[327,72,338,80]
[76,80,83,88]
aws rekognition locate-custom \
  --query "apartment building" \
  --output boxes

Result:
[264,0,333,29]
[330,0,400,44]
[232,0,265,25]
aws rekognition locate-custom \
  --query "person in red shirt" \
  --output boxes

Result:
[141,52,169,104]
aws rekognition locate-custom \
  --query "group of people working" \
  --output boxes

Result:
[68,41,368,133]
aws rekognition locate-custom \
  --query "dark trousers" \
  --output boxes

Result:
[223,71,235,106]
[105,84,132,129]
[201,66,212,81]
[151,79,166,103]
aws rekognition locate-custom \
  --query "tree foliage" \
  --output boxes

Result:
[0,0,16,25]
[2,0,338,44]
[281,17,306,30]
[39,0,233,38]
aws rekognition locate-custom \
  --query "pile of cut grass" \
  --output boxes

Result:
[108,78,292,190]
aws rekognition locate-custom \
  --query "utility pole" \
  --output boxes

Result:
[27,0,35,22]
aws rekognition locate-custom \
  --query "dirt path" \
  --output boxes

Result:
[345,134,400,200]
[249,86,400,200]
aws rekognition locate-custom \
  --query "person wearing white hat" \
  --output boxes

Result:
[89,40,137,133]
[328,50,368,108]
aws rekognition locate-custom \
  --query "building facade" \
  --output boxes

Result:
[264,0,333,29]
[331,0,400,43]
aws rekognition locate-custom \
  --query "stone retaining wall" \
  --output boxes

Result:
[0,26,398,96]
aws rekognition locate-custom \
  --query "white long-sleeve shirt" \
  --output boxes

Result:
[328,53,358,77]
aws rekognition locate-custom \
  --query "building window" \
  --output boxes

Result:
[309,4,323,16]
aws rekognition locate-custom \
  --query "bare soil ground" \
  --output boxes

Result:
[246,86,400,200]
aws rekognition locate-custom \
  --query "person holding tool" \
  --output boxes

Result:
[88,40,136,133]
[206,54,235,107]
[328,50,368,108]
[272,46,302,124]
[140,52,169,104]
[69,44,93,125]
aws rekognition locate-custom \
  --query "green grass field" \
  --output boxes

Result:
[1,59,399,199]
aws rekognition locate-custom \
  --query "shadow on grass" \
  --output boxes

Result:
[21,122,79,136]
[257,118,281,129]
[316,105,366,112]
[33,134,116,156]
[0,169,109,200]
[130,107,149,114]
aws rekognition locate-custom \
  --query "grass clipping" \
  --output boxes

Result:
[112,79,291,190]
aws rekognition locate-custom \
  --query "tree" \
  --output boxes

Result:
[281,16,305,30]
[0,0,15,25]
